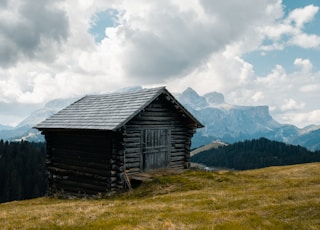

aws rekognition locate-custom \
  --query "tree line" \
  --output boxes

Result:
[191,137,320,170]
[0,140,47,203]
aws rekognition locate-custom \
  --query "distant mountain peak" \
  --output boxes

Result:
[204,91,225,104]
[180,87,208,109]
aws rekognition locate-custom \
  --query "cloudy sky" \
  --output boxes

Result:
[0,0,319,128]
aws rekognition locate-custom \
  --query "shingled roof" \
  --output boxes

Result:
[35,87,203,131]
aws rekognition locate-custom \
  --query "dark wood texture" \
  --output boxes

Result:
[40,90,200,196]
[44,130,116,195]
[124,95,195,174]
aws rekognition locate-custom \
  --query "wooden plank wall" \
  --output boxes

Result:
[45,130,114,196]
[124,96,196,174]
[42,95,197,195]
[110,131,125,193]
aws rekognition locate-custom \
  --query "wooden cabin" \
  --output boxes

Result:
[35,87,203,195]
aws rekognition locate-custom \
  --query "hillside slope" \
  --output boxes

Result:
[1,163,319,229]
[191,138,320,170]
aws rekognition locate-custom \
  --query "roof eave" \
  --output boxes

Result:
[162,89,204,129]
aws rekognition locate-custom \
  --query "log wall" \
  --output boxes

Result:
[44,130,116,196]
[124,95,196,174]
[42,95,198,195]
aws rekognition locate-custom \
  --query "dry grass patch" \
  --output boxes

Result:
[1,163,319,229]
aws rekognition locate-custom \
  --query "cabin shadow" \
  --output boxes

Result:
[130,179,143,189]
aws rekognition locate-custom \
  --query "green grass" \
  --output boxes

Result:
[1,163,319,229]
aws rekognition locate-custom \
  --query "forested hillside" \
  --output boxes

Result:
[0,140,46,203]
[191,138,320,170]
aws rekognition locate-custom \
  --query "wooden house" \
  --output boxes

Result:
[35,87,203,195]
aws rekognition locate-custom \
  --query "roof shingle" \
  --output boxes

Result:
[35,87,203,131]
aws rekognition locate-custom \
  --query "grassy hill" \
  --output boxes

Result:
[1,163,319,229]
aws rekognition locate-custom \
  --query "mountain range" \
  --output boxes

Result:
[0,87,319,150]
[176,88,320,150]
[0,97,79,142]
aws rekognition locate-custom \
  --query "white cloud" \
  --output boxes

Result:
[102,0,282,83]
[0,0,320,128]
[287,4,319,28]
[280,98,305,111]
[0,0,283,104]
[252,92,264,102]
[0,79,22,102]
[294,58,313,73]
[0,0,69,67]
[260,4,320,51]
[300,84,319,92]
[256,65,287,86]
[167,52,255,95]
[275,109,320,128]
[263,24,296,40]
[289,33,320,48]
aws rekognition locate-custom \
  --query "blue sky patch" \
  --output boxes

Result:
[244,46,320,76]
[283,0,320,35]
[244,0,320,76]
[89,9,119,43]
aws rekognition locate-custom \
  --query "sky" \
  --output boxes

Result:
[0,0,320,128]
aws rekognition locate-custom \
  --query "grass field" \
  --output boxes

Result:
[1,163,319,229]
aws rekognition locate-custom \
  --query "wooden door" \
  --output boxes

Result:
[142,129,170,171]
